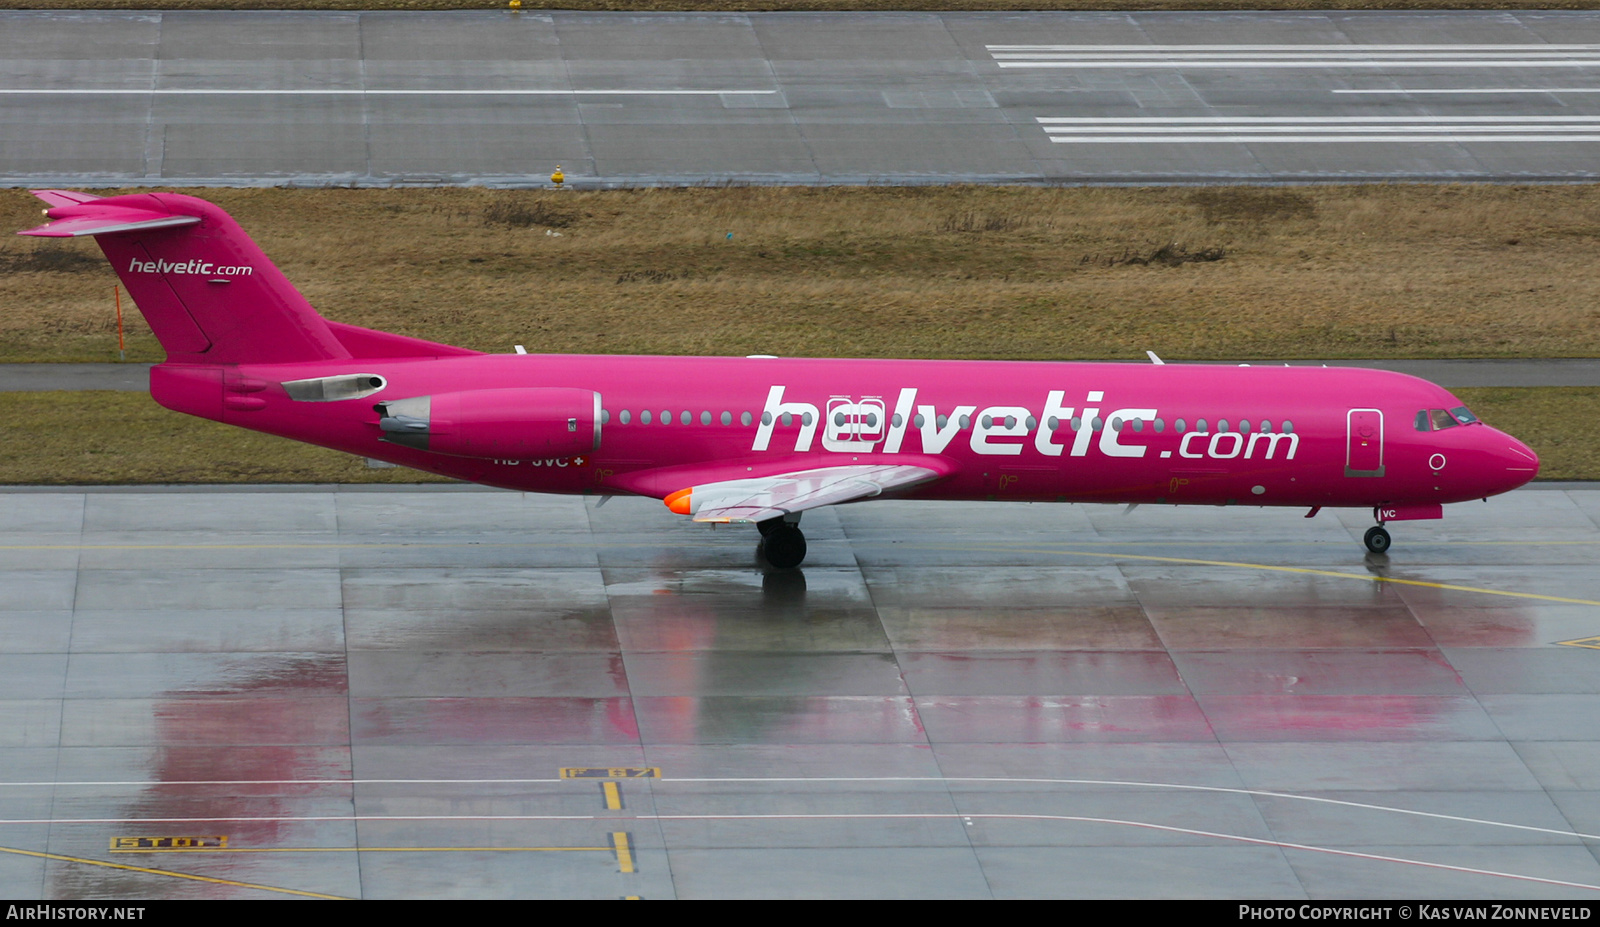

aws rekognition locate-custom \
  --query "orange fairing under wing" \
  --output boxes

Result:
[665,464,943,523]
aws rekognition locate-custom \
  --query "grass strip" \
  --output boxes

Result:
[0,387,1589,485]
[8,185,1600,364]
[0,391,451,485]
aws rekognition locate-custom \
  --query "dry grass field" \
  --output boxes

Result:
[5,184,1600,364]
[0,387,1587,483]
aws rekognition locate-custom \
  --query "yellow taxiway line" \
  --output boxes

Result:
[0,843,347,900]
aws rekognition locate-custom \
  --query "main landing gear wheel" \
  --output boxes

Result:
[1364,525,1392,554]
[760,526,807,570]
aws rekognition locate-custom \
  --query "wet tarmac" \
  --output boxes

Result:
[1,485,1598,899]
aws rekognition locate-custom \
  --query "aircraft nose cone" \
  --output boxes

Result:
[1495,431,1540,490]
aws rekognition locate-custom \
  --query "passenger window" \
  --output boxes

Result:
[641,410,652,424]
[620,410,631,425]
[742,412,753,427]
[1430,409,1458,430]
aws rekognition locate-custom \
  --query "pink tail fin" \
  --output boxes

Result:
[19,191,354,365]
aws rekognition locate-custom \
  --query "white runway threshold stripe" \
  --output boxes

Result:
[990,44,1600,69]
[1036,115,1600,143]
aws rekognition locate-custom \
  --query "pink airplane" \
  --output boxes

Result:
[19,190,1539,568]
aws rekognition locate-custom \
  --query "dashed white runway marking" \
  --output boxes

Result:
[1034,115,1600,143]
[990,44,1600,69]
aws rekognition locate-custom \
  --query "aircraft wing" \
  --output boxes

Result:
[665,463,943,524]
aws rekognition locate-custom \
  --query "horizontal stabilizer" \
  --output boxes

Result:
[19,206,199,239]
[30,189,105,208]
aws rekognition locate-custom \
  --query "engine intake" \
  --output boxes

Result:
[376,388,601,459]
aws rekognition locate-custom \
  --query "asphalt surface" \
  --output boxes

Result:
[10,10,1600,185]
[4,360,1599,392]
[1,486,1597,899]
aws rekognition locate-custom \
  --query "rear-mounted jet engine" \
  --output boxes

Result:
[376,387,601,459]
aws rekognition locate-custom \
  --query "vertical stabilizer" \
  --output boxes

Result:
[18,191,352,365]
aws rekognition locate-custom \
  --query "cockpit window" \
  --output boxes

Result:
[1450,406,1479,425]
[1429,409,1459,430]
[1415,410,1430,432]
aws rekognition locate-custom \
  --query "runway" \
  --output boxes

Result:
[1,485,1598,898]
[11,9,1600,185]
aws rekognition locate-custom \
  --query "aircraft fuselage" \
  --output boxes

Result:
[151,353,1536,512]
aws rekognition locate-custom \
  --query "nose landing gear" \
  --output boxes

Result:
[756,514,807,569]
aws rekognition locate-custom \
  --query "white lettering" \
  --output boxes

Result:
[753,386,819,452]
[971,405,1031,456]
[1246,431,1299,460]
[822,397,885,452]
[1179,431,1209,459]
[882,388,917,454]
[1034,390,1073,457]
[1069,406,1099,457]
[1098,408,1155,459]
[917,404,975,454]
[1208,432,1243,459]
[125,257,252,277]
